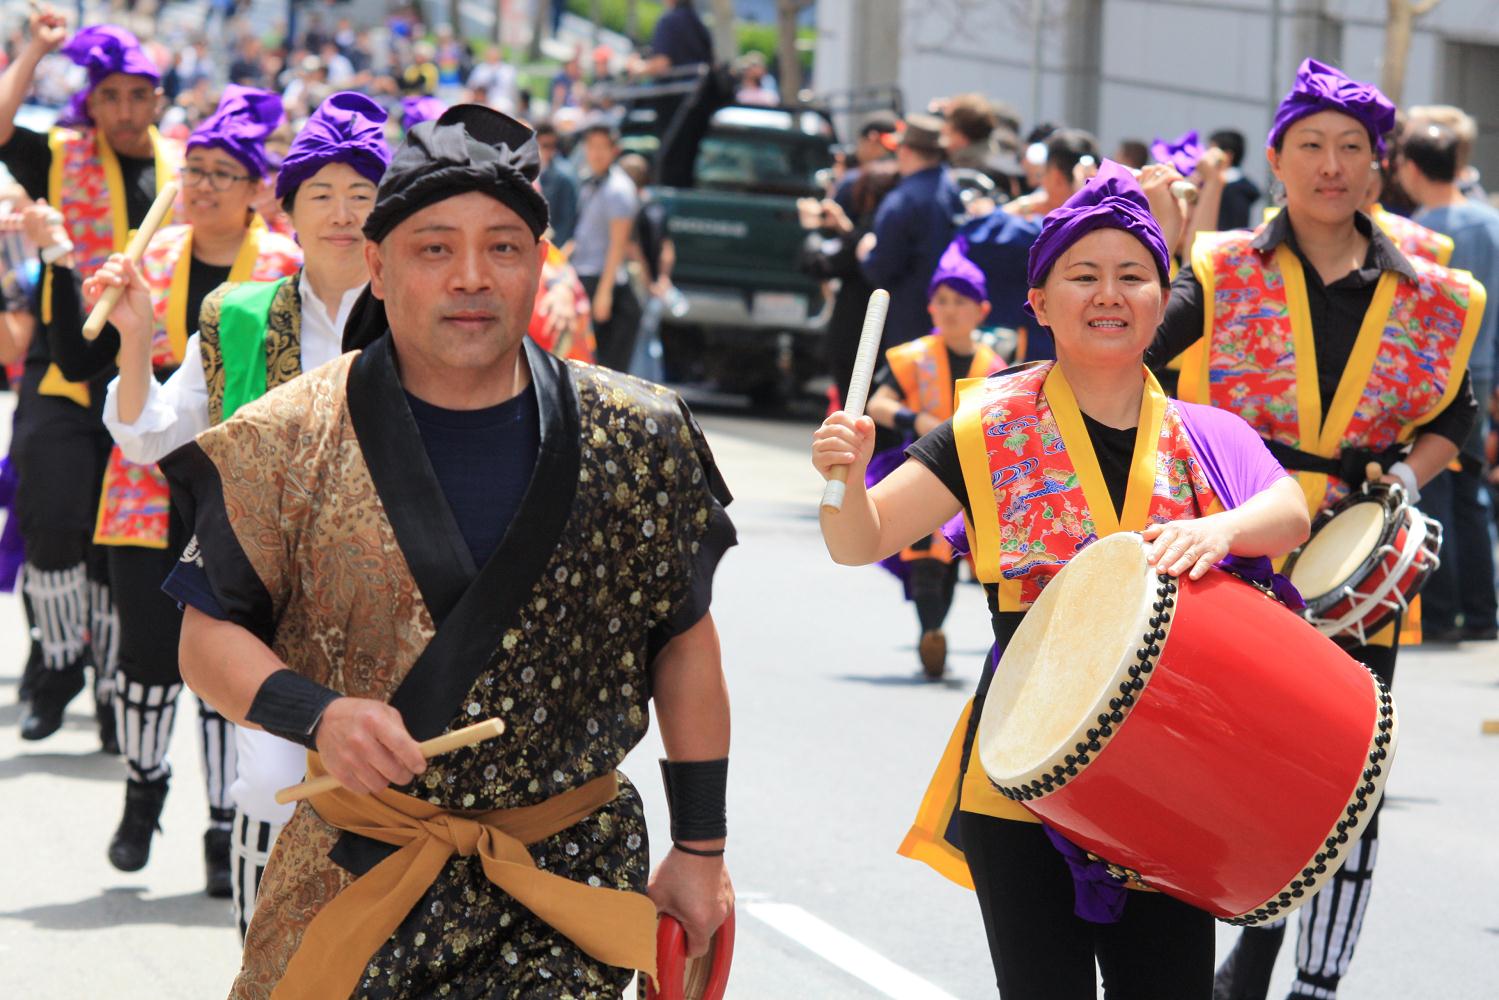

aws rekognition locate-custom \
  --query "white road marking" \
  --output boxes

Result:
[745,901,963,1000]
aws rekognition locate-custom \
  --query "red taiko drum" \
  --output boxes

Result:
[975,533,1397,924]
[1282,483,1441,645]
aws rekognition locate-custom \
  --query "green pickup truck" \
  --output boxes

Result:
[620,103,837,402]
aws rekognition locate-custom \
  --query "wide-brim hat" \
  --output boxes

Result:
[899,113,946,154]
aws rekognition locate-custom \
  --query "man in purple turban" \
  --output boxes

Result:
[1150,129,1202,177]
[1151,56,1481,1000]
[92,90,389,933]
[0,7,184,755]
[401,95,448,134]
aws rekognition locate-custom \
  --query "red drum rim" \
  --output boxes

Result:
[1225,673,1397,925]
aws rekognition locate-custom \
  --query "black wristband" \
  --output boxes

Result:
[894,407,918,434]
[672,842,726,857]
[660,757,728,842]
[246,669,342,751]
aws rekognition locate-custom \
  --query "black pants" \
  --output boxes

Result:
[108,513,188,688]
[909,557,959,633]
[959,812,1214,999]
[579,275,642,373]
[12,391,112,572]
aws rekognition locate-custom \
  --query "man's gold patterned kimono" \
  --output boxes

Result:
[162,333,735,999]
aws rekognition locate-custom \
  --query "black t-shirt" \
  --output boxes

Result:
[0,125,157,225]
[404,385,541,568]
[650,5,714,66]
[906,408,1134,521]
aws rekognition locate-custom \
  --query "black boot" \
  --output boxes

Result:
[96,698,119,755]
[16,643,42,704]
[1214,922,1288,1000]
[204,826,233,898]
[108,777,169,872]
[20,663,86,741]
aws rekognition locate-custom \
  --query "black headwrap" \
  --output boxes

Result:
[346,105,551,352]
[362,104,549,243]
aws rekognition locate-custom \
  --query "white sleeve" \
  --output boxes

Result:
[102,332,212,465]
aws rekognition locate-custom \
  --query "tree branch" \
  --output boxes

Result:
[1411,0,1444,14]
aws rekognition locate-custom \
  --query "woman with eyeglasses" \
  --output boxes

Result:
[41,84,300,899]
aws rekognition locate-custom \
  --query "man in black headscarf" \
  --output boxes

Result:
[161,105,737,999]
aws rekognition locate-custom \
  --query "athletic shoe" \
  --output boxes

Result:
[108,777,169,872]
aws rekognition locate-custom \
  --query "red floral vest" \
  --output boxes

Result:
[953,362,1220,612]
[528,242,596,362]
[886,334,1003,422]
[1373,206,1453,266]
[1180,229,1485,514]
[40,126,183,406]
[95,217,303,548]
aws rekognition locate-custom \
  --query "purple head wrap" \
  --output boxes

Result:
[927,239,988,303]
[1150,129,1202,177]
[275,92,391,201]
[187,85,285,180]
[401,96,448,133]
[1268,58,1396,156]
[59,26,160,127]
[1023,160,1171,319]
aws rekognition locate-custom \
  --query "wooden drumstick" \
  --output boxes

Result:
[274,717,506,805]
[1365,461,1384,486]
[820,288,889,513]
[81,180,178,341]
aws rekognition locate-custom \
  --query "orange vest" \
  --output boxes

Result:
[885,334,1002,421]
[953,362,1221,612]
[94,217,303,549]
[1178,228,1485,517]
[39,126,183,406]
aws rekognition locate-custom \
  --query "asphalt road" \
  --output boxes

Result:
[1,404,1496,998]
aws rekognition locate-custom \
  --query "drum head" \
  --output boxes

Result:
[978,533,1153,783]
[1289,501,1386,600]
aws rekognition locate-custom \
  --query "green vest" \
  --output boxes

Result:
[199,275,303,425]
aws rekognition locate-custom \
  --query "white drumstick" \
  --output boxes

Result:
[821,288,889,513]
[1080,156,1198,204]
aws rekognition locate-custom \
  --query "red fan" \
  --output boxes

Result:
[642,911,735,1000]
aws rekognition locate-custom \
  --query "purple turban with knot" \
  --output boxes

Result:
[1150,129,1202,177]
[928,239,987,303]
[1024,159,1171,319]
[1268,58,1396,156]
[275,92,392,201]
[401,96,448,133]
[59,25,160,127]
[187,84,285,180]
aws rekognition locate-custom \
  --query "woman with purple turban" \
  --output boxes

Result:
[73,91,388,935]
[814,161,1311,997]
[1151,58,1485,1000]
[42,83,302,900]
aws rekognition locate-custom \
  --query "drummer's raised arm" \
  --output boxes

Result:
[811,412,962,565]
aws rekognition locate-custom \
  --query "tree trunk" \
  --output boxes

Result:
[710,0,737,63]
[625,0,640,42]
[527,0,548,61]
[1381,0,1444,106]
[776,1,804,103]
[590,0,603,49]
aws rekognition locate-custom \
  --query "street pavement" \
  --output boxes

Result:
[1,403,1496,998]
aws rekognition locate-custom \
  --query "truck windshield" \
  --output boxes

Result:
[693,133,830,196]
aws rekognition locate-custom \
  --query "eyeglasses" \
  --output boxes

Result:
[182,165,252,191]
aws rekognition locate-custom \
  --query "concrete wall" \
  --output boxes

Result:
[815,0,1499,189]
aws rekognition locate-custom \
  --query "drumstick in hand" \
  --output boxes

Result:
[274,718,506,804]
[821,288,889,513]
[81,180,178,340]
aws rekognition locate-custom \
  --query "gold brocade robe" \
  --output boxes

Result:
[163,334,734,999]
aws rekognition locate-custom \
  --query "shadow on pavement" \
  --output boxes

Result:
[837,673,970,689]
[0,749,124,782]
[0,886,233,931]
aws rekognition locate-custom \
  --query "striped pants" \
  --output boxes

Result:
[116,679,236,823]
[230,810,284,941]
[20,562,119,699]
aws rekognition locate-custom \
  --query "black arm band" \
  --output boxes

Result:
[245,669,342,751]
[659,757,728,842]
[894,407,918,434]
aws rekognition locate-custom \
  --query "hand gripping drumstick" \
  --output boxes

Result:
[274,717,506,805]
[81,180,179,341]
[1079,157,1197,204]
[820,288,890,513]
